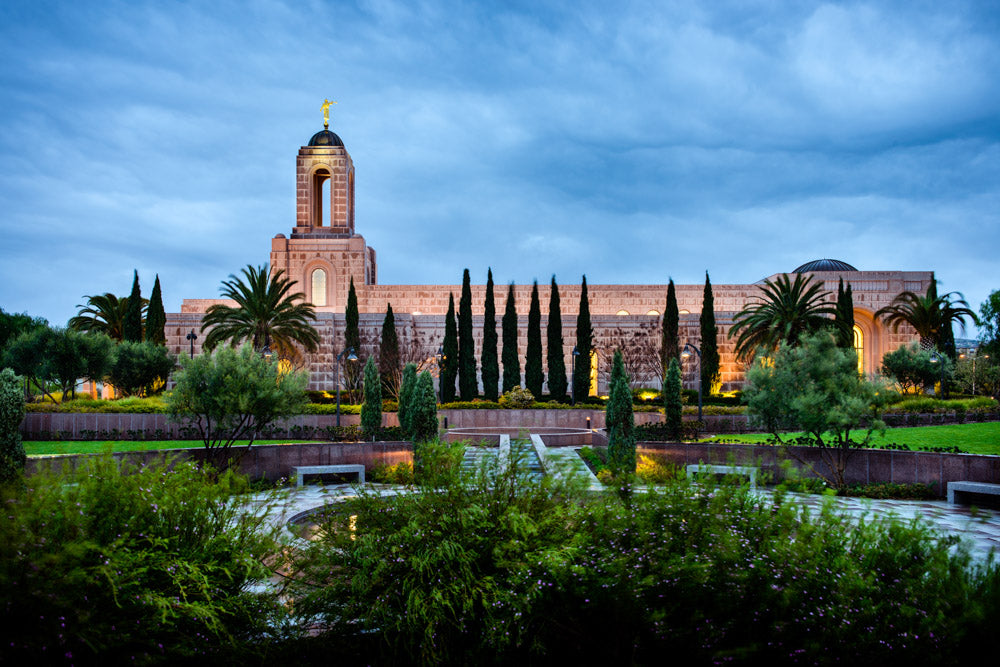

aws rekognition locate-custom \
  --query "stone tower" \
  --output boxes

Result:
[269,122,377,312]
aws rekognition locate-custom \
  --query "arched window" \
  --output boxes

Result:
[311,168,331,227]
[647,310,660,316]
[616,309,630,316]
[311,268,327,307]
[853,324,864,375]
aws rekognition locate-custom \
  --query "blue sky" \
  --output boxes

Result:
[1,0,998,334]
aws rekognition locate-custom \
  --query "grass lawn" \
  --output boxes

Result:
[704,422,1000,455]
[25,440,326,456]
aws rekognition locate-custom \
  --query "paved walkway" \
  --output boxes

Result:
[259,478,1000,566]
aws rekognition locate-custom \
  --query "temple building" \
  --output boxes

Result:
[165,116,931,394]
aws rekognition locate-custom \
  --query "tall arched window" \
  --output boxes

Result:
[853,324,864,375]
[311,268,327,307]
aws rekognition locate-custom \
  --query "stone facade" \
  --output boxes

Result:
[165,125,931,393]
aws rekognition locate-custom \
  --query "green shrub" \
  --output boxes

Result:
[498,386,535,409]
[369,460,414,485]
[0,455,286,663]
[0,367,26,482]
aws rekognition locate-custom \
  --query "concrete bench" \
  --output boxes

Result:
[686,464,757,490]
[292,464,365,487]
[947,481,1000,506]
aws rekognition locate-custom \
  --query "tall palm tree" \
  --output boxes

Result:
[201,264,320,357]
[875,281,976,354]
[68,293,146,341]
[729,273,838,362]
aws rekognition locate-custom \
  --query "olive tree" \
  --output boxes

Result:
[744,330,887,489]
[167,344,308,471]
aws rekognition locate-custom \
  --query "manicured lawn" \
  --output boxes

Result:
[25,440,326,456]
[705,422,1000,455]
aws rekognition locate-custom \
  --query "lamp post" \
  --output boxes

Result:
[186,329,198,357]
[571,346,580,406]
[335,347,357,427]
[929,351,946,397]
[436,345,445,404]
[681,342,703,422]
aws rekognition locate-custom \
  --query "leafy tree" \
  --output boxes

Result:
[661,279,680,376]
[379,304,400,397]
[834,279,855,349]
[398,363,418,436]
[167,344,308,470]
[874,280,975,359]
[501,283,520,392]
[458,269,477,400]
[573,275,593,403]
[546,276,567,401]
[146,274,166,346]
[0,367,26,482]
[106,340,176,397]
[409,371,439,443]
[123,270,144,343]
[663,358,682,441]
[525,281,544,399]
[201,264,320,358]
[605,350,635,473]
[744,330,887,489]
[954,355,1000,397]
[69,293,140,341]
[881,343,951,394]
[441,293,458,403]
[481,269,499,401]
[978,289,1000,358]
[730,273,836,362]
[361,358,382,440]
[700,272,720,394]
[0,308,46,352]
[3,328,114,403]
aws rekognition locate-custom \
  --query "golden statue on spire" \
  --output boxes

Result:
[321,98,337,129]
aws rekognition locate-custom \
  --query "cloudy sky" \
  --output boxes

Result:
[2,0,998,332]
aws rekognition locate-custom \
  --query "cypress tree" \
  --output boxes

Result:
[123,270,143,343]
[398,362,417,437]
[458,268,477,400]
[360,357,382,440]
[379,303,400,396]
[481,269,499,401]
[344,276,362,400]
[441,293,458,403]
[700,272,720,394]
[146,274,166,346]
[664,358,683,441]
[410,370,439,443]
[501,283,520,392]
[835,278,855,349]
[525,280,544,399]
[573,275,593,403]
[661,278,679,376]
[546,276,567,401]
[606,350,635,473]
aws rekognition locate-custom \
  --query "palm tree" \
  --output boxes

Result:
[729,273,838,362]
[875,281,976,355]
[201,264,320,357]
[69,293,146,341]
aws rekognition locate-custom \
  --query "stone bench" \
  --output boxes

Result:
[292,464,366,487]
[686,464,757,490]
[947,481,1000,506]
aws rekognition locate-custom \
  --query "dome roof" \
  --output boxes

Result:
[308,129,344,147]
[792,258,858,273]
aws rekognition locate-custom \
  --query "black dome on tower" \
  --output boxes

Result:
[308,129,345,147]
[792,258,858,273]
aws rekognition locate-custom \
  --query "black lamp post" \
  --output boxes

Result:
[335,347,357,427]
[681,342,703,422]
[929,351,946,397]
[571,345,580,406]
[436,345,445,404]
[186,329,197,357]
